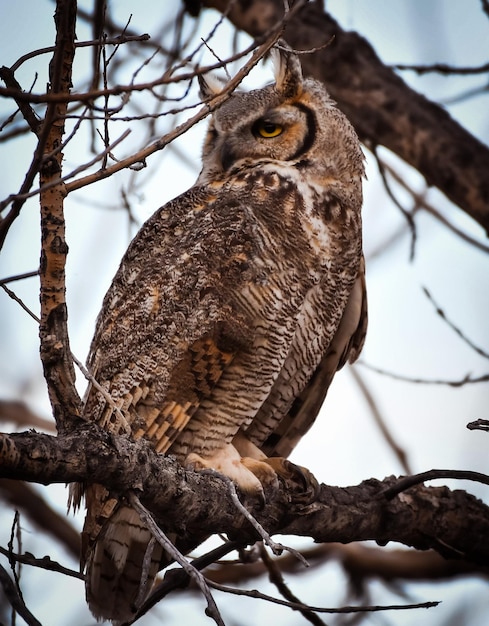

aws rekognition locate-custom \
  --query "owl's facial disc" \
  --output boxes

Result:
[215,103,314,172]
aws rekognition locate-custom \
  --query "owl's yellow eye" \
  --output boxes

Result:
[254,120,283,138]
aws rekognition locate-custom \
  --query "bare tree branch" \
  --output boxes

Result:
[467,419,489,432]
[350,367,412,474]
[0,563,42,626]
[359,362,489,387]
[0,546,83,579]
[205,577,439,615]
[0,480,79,559]
[0,271,40,285]
[0,66,42,135]
[393,61,489,75]
[382,469,489,500]
[1,427,489,567]
[422,286,489,360]
[379,158,489,255]
[204,543,489,587]
[258,542,326,625]
[0,399,54,432]
[38,0,81,431]
[7,34,150,74]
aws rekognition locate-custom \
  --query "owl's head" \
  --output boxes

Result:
[196,42,364,190]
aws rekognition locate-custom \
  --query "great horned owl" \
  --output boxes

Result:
[73,42,367,623]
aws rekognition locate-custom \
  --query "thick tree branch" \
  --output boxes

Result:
[38,0,81,430]
[201,0,489,235]
[1,427,488,568]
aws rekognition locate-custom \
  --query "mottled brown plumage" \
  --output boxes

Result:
[73,42,367,623]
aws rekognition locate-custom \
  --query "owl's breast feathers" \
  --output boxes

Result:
[79,170,364,562]
[83,168,363,461]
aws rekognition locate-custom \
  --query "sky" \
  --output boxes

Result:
[0,1,488,625]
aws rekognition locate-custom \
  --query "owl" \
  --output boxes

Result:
[73,42,367,623]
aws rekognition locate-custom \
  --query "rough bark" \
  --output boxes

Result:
[1,427,488,568]
[201,0,489,235]
[38,0,81,430]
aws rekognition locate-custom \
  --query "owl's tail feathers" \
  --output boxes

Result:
[85,505,162,624]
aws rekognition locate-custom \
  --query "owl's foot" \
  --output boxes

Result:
[231,431,319,503]
[186,444,278,498]
[264,457,320,504]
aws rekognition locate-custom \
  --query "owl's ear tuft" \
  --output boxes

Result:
[271,40,303,99]
[198,72,225,100]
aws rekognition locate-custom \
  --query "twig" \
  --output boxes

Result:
[0,563,42,626]
[372,146,417,260]
[0,283,40,323]
[128,492,225,626]
[65,29,285,194]
[366,206,421,262]
[441,83,489,106]
[467,418,489,432]
[9,34,151,73]
[0,547,82,579]
[8,511,23,608]
[0,98,53,248]
[137,540,244,619]
[0,42,269,105]
[166,0,234,81]
[0,478,79,558]
[259,542,327,626]
[350,366,412,474]
[422,286,489,360]
[382,469,489,500]
[0,271,39,285]
[275,37,335,56]
[0,66,42,135]
[393,61,489,75]
[69,351,131,434]
[206,578,439,614]
[380,158,489,254]
[0,129,132,211]
[135,537,159,608]
[202,469,308,566]
[201,39,232,80]
[358,361,489,387]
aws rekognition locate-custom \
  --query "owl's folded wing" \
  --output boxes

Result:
[254,256,367,459]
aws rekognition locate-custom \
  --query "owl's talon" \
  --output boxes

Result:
[185,445,269,498]
[264,457,320,504]
[241,457,280,492]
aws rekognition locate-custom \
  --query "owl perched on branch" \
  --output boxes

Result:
[73,42,367,622]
